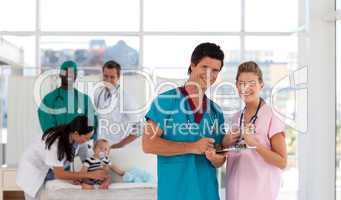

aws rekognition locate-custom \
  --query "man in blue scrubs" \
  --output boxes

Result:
[143,43,227,200]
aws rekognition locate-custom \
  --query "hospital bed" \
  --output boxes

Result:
[40,181,156,200]
[39,139,157,200]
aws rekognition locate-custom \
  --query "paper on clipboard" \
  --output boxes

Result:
[216,146,256,154]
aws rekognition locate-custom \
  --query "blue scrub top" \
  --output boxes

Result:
[145,88,225,200]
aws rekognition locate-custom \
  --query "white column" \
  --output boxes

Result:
[299,0,336,199]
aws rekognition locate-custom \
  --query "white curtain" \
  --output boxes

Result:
[7,75,42,165]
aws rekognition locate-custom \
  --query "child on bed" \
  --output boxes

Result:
[80,139,125,190]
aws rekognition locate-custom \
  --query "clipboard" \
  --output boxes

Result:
[216,146,256,154]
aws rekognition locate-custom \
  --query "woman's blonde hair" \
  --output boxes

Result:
[236,61,263,83]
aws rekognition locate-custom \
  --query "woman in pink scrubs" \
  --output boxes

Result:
[223,61,287,200]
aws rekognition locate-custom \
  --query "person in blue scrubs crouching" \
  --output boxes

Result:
[143,42,227,200]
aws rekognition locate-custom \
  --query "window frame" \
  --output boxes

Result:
[0,0,298,69]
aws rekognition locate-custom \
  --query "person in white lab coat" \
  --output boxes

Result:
[16,115,107,200]
[94,60,140,148]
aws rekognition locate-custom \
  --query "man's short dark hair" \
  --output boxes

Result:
[102,60,121,77]
[188,42,224,75]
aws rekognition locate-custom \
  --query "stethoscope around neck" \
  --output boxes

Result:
[239,97,264,132]
[54,87,78,102]
[95,84,120,109]
[53,88,80,118]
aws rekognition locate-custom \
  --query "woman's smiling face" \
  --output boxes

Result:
[236,72,263,103]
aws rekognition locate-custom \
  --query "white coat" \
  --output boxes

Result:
[16,136,71,198]
[94,84,140,145]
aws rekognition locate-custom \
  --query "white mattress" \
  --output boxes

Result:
[43,180,157,200]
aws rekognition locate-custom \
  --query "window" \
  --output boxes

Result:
[144,0,240,31]
[245,0,298,32]
[0,0,35,31]
[0,0,301,199]
[144,36,240,78]
[40,36,139,68]
[1,36,36,67]
[41,0,139,31]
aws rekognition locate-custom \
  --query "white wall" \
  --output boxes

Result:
[298,0,336,199]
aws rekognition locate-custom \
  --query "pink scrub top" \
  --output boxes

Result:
[226,103,285,200]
